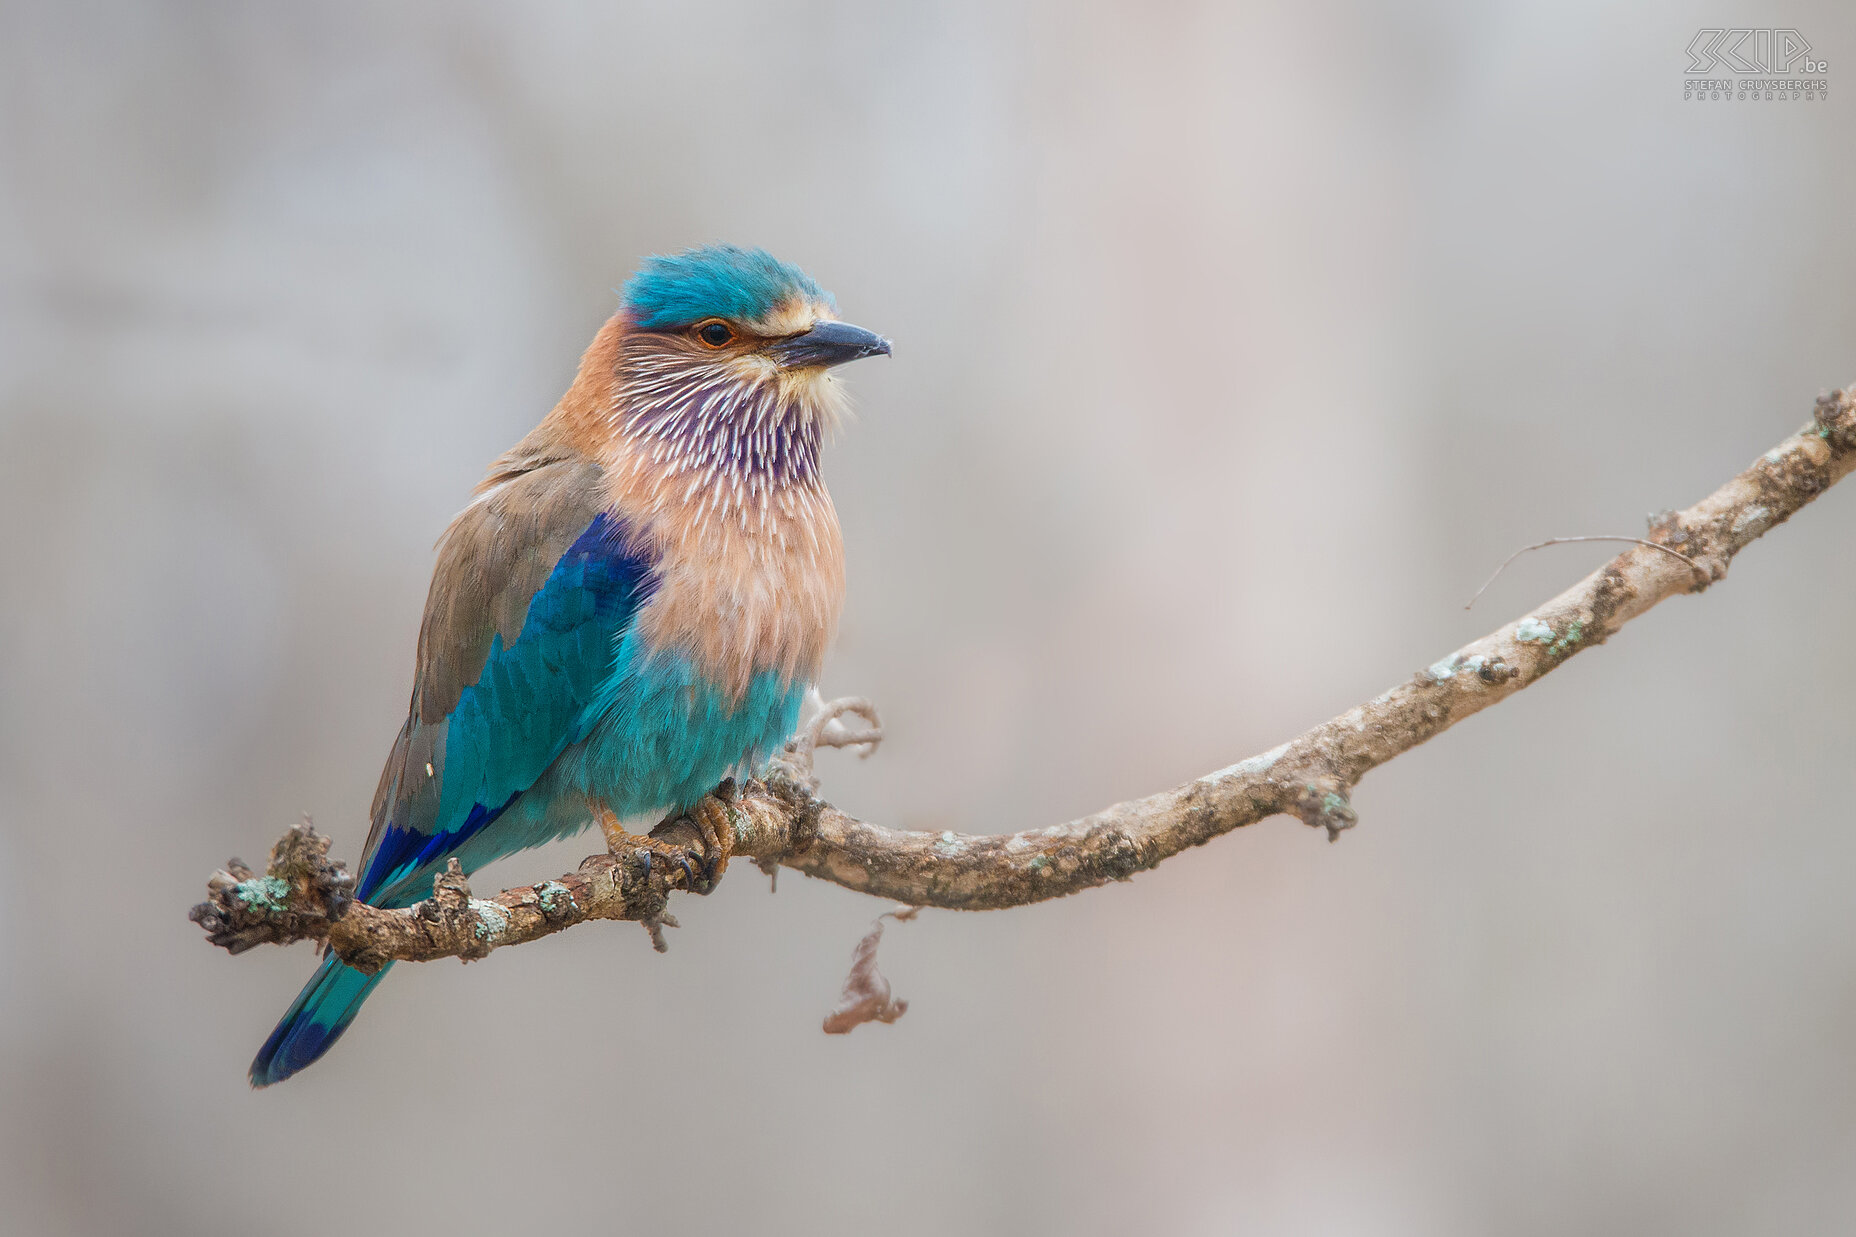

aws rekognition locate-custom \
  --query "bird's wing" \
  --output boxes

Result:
[354,446,652,908]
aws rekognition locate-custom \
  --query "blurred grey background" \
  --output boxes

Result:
[2,2,1853,1234]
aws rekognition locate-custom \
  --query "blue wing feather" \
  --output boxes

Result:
[357,510,651,907]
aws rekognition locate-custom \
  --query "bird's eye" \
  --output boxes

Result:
[695,320,736,348]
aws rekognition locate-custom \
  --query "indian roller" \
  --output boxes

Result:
[250,245,890,1085]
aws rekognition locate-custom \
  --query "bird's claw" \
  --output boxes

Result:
[600,810,707,894]
[653,785,735,894]
[598,789,735,897]
[637,846,698,891]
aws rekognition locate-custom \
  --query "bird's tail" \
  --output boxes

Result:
[249,954,391,1087]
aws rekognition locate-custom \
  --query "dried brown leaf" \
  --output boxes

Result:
[822,907,917,1034]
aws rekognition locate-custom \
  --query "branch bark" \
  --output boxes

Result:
[193,386,1856,966]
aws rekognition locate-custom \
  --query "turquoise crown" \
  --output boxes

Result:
[622,244,830,330]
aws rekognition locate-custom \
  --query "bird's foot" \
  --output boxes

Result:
[775,692,884,788]
[650,782,737,892]
[599,810,705,893]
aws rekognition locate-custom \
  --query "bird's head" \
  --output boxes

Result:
[614,245,889,457]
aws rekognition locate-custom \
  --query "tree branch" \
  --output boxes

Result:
[193,386,1856,966]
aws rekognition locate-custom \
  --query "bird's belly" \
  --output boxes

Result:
[571,632,807,820]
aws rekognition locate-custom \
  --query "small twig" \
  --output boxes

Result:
[640,912,679,954]
[1465,535,1708,610]
[777,694,883,788]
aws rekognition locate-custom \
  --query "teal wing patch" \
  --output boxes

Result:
[356,464,653,907]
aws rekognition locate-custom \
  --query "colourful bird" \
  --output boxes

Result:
[250,245,889,1085]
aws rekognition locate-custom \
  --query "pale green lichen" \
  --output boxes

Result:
[232,876,291,915]
[535,881,576,917]
[470,900,511,942]
[935,830,965,856]
[1547,619,1584,658]
[1427,656,1459,681]
[1515,617,1555,644]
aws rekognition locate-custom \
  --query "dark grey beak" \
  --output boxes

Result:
[768,320,892,369]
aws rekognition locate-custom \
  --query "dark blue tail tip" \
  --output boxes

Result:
[249,1019,333,1088]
